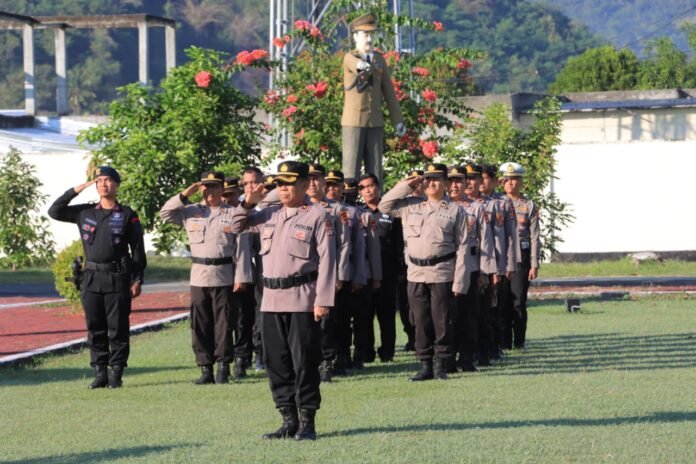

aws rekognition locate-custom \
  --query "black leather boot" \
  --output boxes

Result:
[233,357,247,380]
[333,355,349,376]
[319,360,332,382]
[194,364,214,385]
[433,358,448,380]
[262,406,299,439]
[88,365,108,389]
[215,362,230,384]
[107,365,124,388]
[409,359,434,381]
[294,408,317,441]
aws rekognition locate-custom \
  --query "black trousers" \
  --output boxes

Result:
[370,274,398,360]
[396,275,416,346]
[455,272,479,363]
[81,288,131,367]
[190,286,236,366]
[335,286,372,362]
[490,279,507,353]
[504,250,531,348]
[262,312,322,410]
[233,286,256,361]
[253,287,263,357]
[320,304,338,362]
[407,281,455,360]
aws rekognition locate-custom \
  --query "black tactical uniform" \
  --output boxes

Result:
[48,167,146,389]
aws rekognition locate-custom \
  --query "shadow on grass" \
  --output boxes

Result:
[323,411,696,437]
[486,332,696,376]
[0,365,191,386]
[4,443,200,464]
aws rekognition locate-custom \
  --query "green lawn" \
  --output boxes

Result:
[1,297,695,463]
[541,257,696,278]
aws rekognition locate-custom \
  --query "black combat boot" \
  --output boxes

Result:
[319,360,332,382]
[433,358,448,380]
[333,355,349,376]
[194,364,214,385]
[294,409,317,441]
[458,357,478,372]
[233,357,247,380]
[107,365,124,388]
[88,365,108,389]
[445,356,458,374]
[409,359,434,382]
[215,362,230,384]
[262,406,299,439]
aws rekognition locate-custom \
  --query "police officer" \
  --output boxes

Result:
[160,171,244,385]
[379,163,470,381]
[500,162,540,349]
[480,163,517,356]
[231,161,336,441]
[48,166,146,389]
[223,175,257,379]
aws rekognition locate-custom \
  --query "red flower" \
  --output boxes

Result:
[412,67,430,77]
[251,49,269,60]
[319,145,329,151]
[195,71,213,88]
[264,90,280,105]
[433,21,444,32]
[294,128,305,141]
[282,106,298,119]
[310,26,323,39]
[294,19,312,31]
[383,50,401,64]
[420,140,439,158]
[306,81,328,99]
[273,36,290,48]
[421,89,437,102]
[457,59,472,69]
[392,79,406,102]
[235,51,254,66]
[286,94,299,103]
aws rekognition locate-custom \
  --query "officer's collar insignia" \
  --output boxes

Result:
[207,173,215,180]
[280,164,288,172]
[427,165,436,172]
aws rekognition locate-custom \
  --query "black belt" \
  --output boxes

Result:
[263,271,318,290]
[85,261,120,272]
[409,251,456,267]
[191,256,234,265]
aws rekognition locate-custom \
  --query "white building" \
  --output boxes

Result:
[3,88,696,257]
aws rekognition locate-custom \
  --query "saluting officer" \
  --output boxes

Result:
[231,161,336,441]
[500,162,540,350]
[160,171,244,385]
[48,166,146,389]
[379,164,470,381]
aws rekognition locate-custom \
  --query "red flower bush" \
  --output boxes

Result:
[282,106,298,120]
[433,21,444,32]
[195,71,213,88]
[306,81,328,99]
[264,90,280,105]
[235,49,269,66]
[273,35,290,48]
[294,20,312,31]
[412,67,430,77]
[457,59,473,69]
[383,50,401,64]
[286,94,299,103]
[422,89,437,103]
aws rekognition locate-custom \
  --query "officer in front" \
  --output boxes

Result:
[231,161,336,441]
[48,166,146,389]
[379,164,470,381]
[160,171,243,385]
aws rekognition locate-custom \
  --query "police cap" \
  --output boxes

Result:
[275,161,309,184]
[95,166,121,184]
[423,163,448,179]
[325,170,344,183]
[499,161,525,178]
[200,171,224,185]
[447,165,467,179]
[350,13,378,33]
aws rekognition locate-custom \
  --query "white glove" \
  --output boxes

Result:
[356,60,371,72]
[395,122,406,137]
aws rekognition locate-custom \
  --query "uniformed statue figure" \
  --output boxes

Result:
[232,161,336,441]
[342,13,405,182]
[48,166,146,389]
[499,162,540,350]
[379,163,470,381]
[160,171,247,385]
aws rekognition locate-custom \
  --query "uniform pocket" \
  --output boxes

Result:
[186,223,205,244]
[405,215,424,237]
[288,234,311,260]
[260,226,274,255]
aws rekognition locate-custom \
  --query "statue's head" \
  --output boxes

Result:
[349,13,378,54]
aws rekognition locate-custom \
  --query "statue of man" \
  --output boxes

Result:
[342,13,406,182]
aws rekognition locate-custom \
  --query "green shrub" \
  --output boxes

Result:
[51,240,84,311]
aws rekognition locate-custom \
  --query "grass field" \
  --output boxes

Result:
[1,297,695,463]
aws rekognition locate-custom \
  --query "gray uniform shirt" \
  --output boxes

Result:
[379,181,470,294]
[510,196,541,269]
[492,192,518,273]
[159,194,247,287]
[230,199,337,312]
